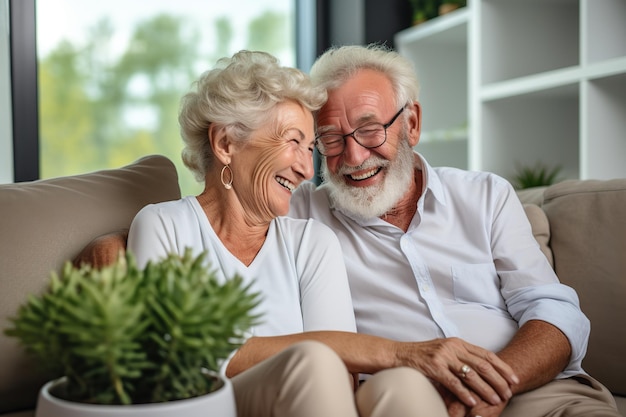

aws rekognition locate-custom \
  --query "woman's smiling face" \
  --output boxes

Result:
[231,100,316,222]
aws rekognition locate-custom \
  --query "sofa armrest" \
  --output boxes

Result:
[517,186,548,206]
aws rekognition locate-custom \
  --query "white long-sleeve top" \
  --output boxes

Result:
[128,196,357,337]
[289,153,589,378]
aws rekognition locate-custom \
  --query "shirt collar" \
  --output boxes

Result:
[415,152,447,207]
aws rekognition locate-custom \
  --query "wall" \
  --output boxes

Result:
[328,0,364,46]
[326,0,411,48]
[364,0,412,48]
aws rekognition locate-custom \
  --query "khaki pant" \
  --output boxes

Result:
[503,374,621,417]
[231,340,447,417]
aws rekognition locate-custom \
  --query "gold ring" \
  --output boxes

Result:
[460,364,471,378]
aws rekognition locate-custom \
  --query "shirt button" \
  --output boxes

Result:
[423,284,430,292]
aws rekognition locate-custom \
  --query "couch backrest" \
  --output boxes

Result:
[541,179,626,396]
[0,155,181,413]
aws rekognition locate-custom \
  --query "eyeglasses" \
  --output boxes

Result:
[315,107,405,157]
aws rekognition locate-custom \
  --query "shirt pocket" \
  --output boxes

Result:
[451,263,506,310]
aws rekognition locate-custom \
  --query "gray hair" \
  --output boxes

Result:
[309,43,419,109]
[179,50,328,182]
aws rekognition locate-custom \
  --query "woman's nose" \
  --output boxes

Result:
[295,148,314,180]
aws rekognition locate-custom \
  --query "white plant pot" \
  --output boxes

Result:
[35,374,237,417]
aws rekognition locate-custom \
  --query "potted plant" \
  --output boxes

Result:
[409,0,439,25]
[512,161,562,190]
[439,0,467,16]
[4,249,261,417]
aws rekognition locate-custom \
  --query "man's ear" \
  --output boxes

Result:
[407,101,422,148]
[209,124,233,165]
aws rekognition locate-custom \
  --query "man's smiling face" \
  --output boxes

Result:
[317,69,417,219]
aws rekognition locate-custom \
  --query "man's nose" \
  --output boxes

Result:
[342,135,370,167]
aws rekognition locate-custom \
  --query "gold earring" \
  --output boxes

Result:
[220,165,233,190]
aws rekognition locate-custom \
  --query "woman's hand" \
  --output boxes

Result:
[440,388,509,417]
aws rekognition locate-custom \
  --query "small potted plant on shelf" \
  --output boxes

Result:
[4,249,261,417]
[409,0,439,25]
[438,0,467,16]
[512,161,562,190]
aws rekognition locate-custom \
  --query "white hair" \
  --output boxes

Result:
[179,50,327,182]
[309,43,420,109]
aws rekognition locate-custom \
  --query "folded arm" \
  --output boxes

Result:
[227,331,519,409]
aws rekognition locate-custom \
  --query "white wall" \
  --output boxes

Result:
[0,0,13,183]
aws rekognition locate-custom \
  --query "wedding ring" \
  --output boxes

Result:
[460,364,471,378]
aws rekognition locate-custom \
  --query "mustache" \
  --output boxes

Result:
[335,156,390,177]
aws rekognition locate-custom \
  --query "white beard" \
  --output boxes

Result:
[320,135,415,220]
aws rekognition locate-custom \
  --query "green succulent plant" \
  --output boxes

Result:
[512,162,562,190]
[4,249,261,405]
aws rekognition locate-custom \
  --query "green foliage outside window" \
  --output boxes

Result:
[39,9,293,196]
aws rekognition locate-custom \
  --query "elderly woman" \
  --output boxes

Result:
[127,51,448,417]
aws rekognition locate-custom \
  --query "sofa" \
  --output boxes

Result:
[517,179,626,415]
[1,154,624,416]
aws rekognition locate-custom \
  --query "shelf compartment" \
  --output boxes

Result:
[583,73,626,179]
[583,0,626,65]
[480,0,579,85]
[395,8,469,136]
[480,83,580,181]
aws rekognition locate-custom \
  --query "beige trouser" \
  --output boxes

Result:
[502,374,620,417]
[231,340,447,417]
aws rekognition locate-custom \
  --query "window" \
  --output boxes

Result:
[0,0,316,193]
[35,0,300,195]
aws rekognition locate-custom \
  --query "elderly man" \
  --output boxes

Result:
[289,44,619,417]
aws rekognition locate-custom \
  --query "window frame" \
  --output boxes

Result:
[9,0,39,182]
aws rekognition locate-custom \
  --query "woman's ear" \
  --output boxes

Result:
[209,124,233,165]
[407,101,422,148]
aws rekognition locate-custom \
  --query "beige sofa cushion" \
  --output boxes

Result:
[542,179,626,396]
[517,186,548,206]
[523,204,553,268]
[0,155,181,414]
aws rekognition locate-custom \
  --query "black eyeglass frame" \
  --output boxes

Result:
[315,107,406,157]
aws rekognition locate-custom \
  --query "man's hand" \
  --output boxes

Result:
[422,321,571,416]
[396,337,518,409]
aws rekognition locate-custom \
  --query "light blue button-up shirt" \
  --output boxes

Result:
[289,153,589,378]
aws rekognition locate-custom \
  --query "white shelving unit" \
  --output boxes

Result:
[395,0,626,181]
[395,7,470,169]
